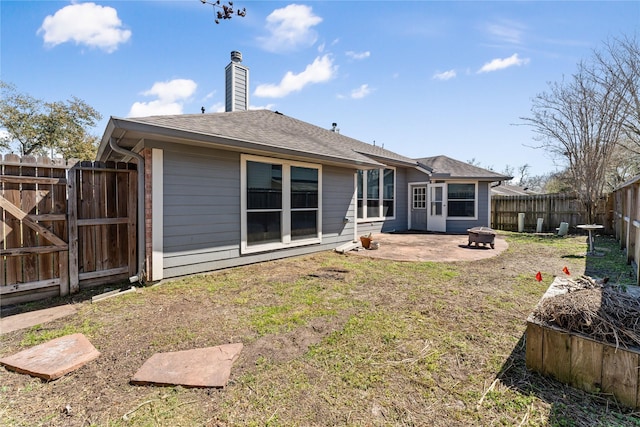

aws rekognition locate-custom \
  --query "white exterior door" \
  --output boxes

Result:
[427,183,447,232]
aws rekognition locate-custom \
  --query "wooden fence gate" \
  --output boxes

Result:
[1,155,137,306]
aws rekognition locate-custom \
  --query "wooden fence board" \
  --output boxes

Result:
[38,157,54,281]
[53,161,68,294]
[80,162,96,274]
[4,154,22,285]
[67,167,79,294]
[20,157,38,283]
[127,169,137,277]
[116,165,129,270]
[105,162,118,271]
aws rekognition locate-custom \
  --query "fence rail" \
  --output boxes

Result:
[1,155,137,306]
[491,193,612,234]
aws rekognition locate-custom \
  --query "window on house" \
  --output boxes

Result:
[447,183,476,217]
[357,168,395,220]
[246,161,282,244]
[291,166,318,240]
[243,156,321,253]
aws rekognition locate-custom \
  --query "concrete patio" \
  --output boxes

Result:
[349,232,508,262]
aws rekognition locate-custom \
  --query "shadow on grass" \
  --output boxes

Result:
[497,334,639,426]
[583,235,636,286]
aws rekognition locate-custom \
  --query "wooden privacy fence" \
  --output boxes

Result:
[613,176,640,286]
[1,154,137,306]
[491,193,613,234]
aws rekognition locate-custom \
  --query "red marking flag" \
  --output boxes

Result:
[563,266,570,276]
[535,272,542,282]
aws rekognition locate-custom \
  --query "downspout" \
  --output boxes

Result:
[109,137,146,283]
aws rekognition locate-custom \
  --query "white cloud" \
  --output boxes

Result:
[254,55,336,98]
[128,79,197,117]
[484,19,527,45]
[433,70,457,81]
[350,84,372,99]
[258,4,322,52]
[477,53,530,73]
[38,2,130,53]
[346,51,370,60]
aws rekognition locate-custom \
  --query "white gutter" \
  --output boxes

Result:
[109,137,146,283]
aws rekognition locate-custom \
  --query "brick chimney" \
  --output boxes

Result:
[225,51,249,112]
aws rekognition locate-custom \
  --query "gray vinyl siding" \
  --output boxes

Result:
[163,146,241,277]
[406,167,430,183]
[321,165,357,244]
[446,181,491,233]
[161,145,356,279]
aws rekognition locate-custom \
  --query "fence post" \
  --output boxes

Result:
[67,165,79,293]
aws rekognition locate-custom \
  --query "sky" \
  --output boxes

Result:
[2,1,639,177]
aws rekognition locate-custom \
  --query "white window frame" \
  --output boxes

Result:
[241,154,322,254]
[357,167,396,222]
[446,181,478,220]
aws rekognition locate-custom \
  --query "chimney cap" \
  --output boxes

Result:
[230,50,242,63]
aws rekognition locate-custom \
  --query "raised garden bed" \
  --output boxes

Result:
[526,277,640,408]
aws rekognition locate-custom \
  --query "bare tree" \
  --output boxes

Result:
[605,139,640,191]
[521,64,626,223]
[515,164,531,186]
[592,35,640,154]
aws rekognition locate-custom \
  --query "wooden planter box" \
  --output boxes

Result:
[526,279,640,408]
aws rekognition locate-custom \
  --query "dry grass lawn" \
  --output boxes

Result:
[1,232,639,426]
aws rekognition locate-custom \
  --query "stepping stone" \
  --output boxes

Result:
[1,305,77,335]
[0,333,100,380]
[131,343,243,388]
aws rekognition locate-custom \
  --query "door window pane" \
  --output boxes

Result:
[431,186,443,216]
[413,187,426,209]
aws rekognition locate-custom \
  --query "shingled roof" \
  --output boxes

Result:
[98,110,417,168]
[415,155,512,181]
